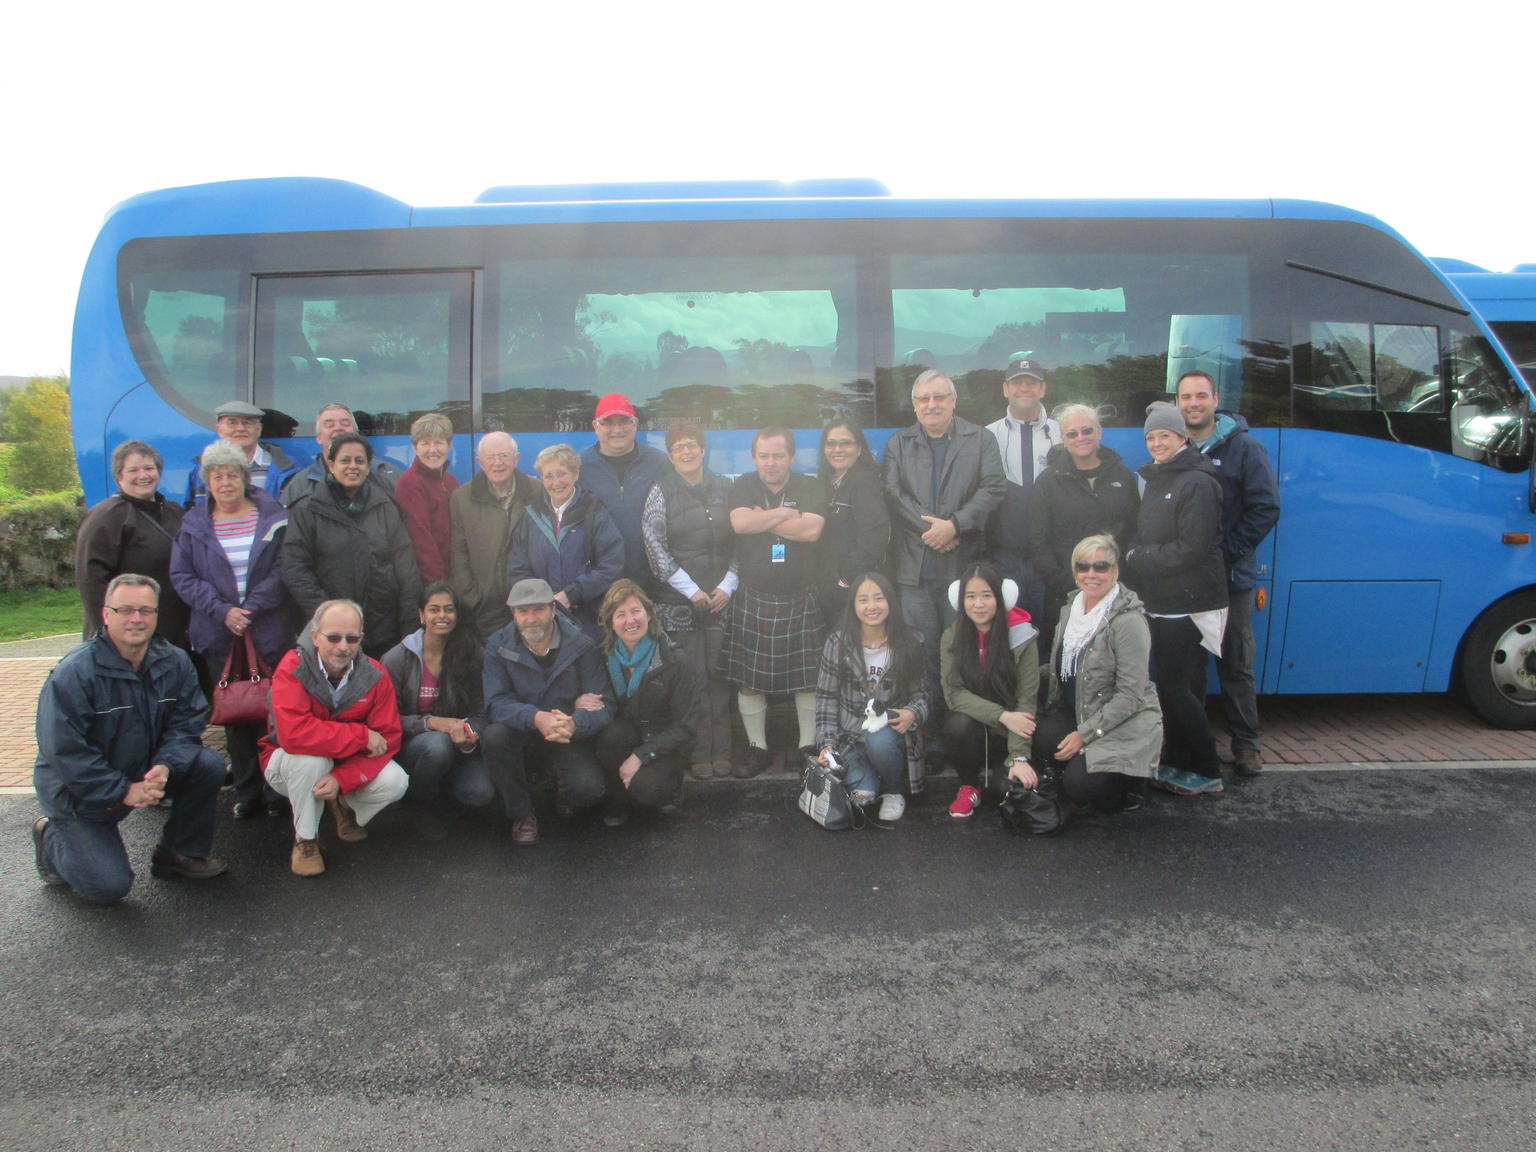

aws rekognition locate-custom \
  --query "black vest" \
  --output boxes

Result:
[652,469,734,603]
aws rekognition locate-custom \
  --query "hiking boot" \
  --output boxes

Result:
[32,817,64,886]
[291,838,324,877]
[733,746,772,779]
[1233,749,1264,777]
[328,794,367,842]
[150,846,229,881]
[948,784,982,819]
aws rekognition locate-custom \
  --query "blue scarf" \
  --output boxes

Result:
[607,634,656,699]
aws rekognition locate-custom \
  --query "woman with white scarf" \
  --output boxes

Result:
[1015,534,1162,812]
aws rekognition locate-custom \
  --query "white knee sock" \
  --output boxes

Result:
[738,691,768,749]
[795,691,816,750]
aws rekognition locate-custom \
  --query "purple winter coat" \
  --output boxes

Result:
[170,488,298,667]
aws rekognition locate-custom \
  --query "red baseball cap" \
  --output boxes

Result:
[594,393,637,421]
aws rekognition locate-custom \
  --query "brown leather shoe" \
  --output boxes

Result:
[328,794,367,842]
[150,846,229,881]
[511,815,539,846]
[291,837,324,877]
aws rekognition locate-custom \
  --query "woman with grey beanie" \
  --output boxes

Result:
[1121,401,1228,796]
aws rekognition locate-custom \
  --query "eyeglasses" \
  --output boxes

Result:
[1062,427,1098,440]
[320,633,363,645]
[824,438,857,449]
[480,453,516,464]
[105,605,158,617]
[598,416,637,427]
[1074,561,1113,573]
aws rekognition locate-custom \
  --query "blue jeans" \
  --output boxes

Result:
[839,724,907,801]
[39,747,225,906]
[399,731,495,807]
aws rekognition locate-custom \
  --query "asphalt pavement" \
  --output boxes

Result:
[4,767,1535,1150]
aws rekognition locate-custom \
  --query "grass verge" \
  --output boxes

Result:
[0,586,81,643]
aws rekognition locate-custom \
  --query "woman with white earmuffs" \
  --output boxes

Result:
[938,561,1040,818]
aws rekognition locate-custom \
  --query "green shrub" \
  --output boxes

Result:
[2,376,80,496]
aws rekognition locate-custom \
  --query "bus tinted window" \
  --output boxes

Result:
[886,252,1252,429]
[253,272,472,436]
[123,266,242,419]
[489,254,863,433]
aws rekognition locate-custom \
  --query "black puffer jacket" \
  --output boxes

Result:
[1029,444,1139,604]
[282,476,422,656]
[1122,446,1226,615]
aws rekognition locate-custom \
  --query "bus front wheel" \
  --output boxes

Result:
[1460,592,1536,728]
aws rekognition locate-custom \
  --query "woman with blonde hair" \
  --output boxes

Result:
[1024,534,1161,813]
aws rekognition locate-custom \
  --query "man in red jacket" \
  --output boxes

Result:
[260,599,407,877]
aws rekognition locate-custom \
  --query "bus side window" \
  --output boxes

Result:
[1448,329,1530,471]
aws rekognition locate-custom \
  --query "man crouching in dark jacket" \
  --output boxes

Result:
[480,578,613,846]
[32,574,227,905]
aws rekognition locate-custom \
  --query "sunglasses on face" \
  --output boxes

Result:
[1074,561,1113,573]
[321,633,362,645]
[1062,427,1098,439]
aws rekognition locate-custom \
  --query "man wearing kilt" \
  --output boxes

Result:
[718,427,827,777]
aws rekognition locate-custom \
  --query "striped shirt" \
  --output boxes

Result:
[214,510,259,599]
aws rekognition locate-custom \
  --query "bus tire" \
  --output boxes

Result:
[1459,591,1536,729]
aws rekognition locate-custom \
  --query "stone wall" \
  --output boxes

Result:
[0,494,82,593]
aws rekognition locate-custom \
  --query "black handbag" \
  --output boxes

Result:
[998,771,1069,837]
[797,755,864,831]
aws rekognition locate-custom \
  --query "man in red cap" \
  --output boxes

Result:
[579,393,668,586]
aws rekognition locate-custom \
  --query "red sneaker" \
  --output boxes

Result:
[948,785,981,818]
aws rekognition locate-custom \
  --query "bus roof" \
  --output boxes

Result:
[96,176,1410,242]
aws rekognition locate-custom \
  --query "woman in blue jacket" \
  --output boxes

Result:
[506,444,625,640]
[171,440,297,818]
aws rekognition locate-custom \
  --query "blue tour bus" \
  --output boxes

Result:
[71,178,1536,725]
[1443,265,1536,386]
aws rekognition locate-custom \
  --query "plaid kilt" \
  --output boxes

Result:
[717,588,824,693]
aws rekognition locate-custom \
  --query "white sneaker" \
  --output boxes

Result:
[877,794,906,821]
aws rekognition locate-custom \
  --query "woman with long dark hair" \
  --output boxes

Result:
[380,581,493,810]
[939,561,1040,818]
[815,418,890,622]
[813,570,927,821]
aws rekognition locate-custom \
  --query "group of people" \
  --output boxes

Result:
[37,361,1277,903]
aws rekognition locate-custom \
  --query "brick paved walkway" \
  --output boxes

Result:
[3,636,1532,794]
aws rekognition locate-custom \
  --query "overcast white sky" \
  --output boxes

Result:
[5,0,1532,377]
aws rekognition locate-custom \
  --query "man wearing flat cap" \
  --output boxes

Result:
[480,578,613,846]
[183,399,302,507]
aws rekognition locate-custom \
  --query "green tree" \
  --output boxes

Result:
[2,376,79,494]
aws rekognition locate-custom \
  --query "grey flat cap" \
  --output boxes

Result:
[506,578,556,609]
[214,400,265,419]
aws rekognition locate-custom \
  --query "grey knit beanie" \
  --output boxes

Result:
[1143,400,1189,439]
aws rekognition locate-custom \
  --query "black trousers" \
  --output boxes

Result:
[1149,615,1221,780]
[481,722,603,819]
[594,717,685,811]
[1031,706,1130,812]
[941,711,1011,793]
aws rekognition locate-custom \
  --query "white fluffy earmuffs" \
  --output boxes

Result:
[947,576,1019,613]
